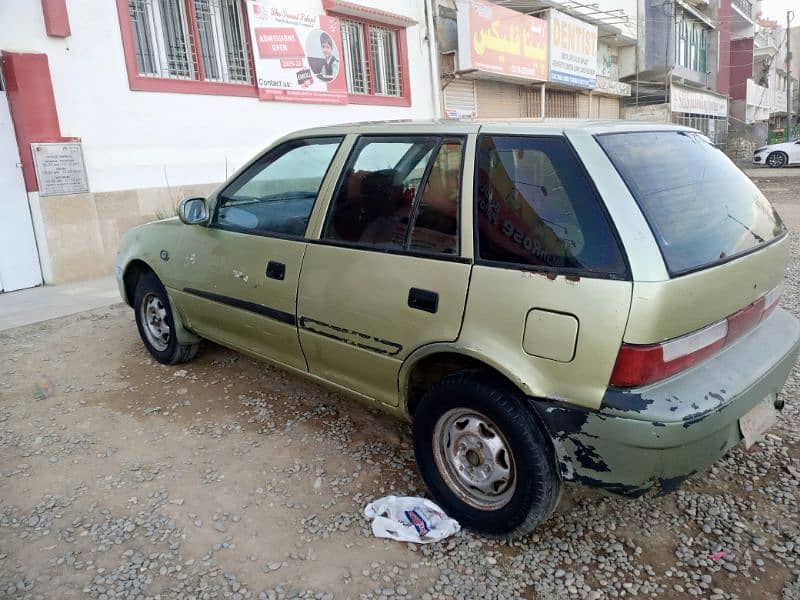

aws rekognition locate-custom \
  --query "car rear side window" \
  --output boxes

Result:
[214,137,343,237]
[323,135,463,255]
[475,135,627,276]
[597,131,786,275]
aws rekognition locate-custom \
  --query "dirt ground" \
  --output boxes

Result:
[1,166,800,599]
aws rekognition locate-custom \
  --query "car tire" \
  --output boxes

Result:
[766,151,788,168]
[412,370,561,538]
[133,271,199,365]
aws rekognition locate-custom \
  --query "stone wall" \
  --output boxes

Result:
[38,183,219,283]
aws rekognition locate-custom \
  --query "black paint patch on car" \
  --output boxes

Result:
[299,316,403,356]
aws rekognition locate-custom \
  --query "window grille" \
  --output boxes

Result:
[128,0,251,84]
[341,17,403,98]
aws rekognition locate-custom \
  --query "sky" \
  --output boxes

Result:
[759,0,797,24]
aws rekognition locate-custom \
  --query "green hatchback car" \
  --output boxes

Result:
[116,120,800,537]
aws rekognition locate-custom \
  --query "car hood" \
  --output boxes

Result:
[756,142,793,152]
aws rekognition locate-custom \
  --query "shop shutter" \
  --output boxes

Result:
[545,90,578,118]
[521,87,541,117]
[576,94,591,118]
[476,80,523,118]
[598,96,621,119]
[443,79,476,118]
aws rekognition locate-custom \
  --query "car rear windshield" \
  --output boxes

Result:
[597,131,786,275]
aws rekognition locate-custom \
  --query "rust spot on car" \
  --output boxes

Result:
[565,274,580,283]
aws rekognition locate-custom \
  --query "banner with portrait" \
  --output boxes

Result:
[248,1,348,104]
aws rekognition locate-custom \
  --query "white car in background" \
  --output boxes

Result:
[753,139,800,168]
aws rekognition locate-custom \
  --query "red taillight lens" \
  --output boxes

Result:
[610,321,727,387]
[611,286,783,388]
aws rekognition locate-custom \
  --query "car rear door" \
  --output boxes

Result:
[169,136,346,372]
[296,133,474,407]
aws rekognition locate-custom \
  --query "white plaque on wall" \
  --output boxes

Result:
[31,142,89,197]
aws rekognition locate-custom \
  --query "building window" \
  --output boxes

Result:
[339,17,406,102]
[125,0,252,86]
[675,14,708,74]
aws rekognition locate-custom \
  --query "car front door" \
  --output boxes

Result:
[170,136,345,372]
[789,140,800,164]
[297,134,473,406]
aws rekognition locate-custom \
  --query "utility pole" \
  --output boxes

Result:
[788,10,795,140]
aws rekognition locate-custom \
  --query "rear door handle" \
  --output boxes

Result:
[408,288,438,313]
[266,261,285,280]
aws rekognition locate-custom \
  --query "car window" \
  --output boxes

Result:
[408,140,463,255]
[597,131,786,275]
[214,137,343,237]
[475,135,627,276]
[323,136,440,250]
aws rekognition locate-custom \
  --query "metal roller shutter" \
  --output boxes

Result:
[576,94,591,118]
[521,87,542,117]
[545,90,578,118]
[598,96,621,119]
[443,79,476,118]
[476,80,523,118]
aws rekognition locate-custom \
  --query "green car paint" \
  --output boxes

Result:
[116,120,800,498]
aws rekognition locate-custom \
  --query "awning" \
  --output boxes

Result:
[322,0,417,27]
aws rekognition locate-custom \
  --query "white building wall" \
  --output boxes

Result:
[0,0,437,194]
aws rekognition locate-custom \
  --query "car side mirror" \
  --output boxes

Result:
[177,197,208,225]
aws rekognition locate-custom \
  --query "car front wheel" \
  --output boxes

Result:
[412,370,561,538]
[133,271,199,364]
[766,151,788,168]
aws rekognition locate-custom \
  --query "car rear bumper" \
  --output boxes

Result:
[533,307,800,496]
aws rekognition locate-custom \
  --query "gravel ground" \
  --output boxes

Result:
[1,168,799,599]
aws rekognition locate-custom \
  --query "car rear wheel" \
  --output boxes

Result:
[133,271,199,364]
[766,151,788,168]
[412,370,561,538]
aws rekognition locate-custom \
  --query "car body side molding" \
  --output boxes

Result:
[183,287,296,326]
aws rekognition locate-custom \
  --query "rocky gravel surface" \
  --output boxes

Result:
[1,170,799,599]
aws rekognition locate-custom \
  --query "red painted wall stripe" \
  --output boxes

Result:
[41,0,71,38]
[1,52,67,192]
[729,37,754,101]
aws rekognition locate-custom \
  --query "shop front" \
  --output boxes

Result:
[443,1,628,120]
[670,83,729,145]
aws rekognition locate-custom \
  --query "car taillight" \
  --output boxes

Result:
[610,285,783,388]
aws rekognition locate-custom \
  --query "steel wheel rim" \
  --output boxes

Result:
[432,408,516,510]
[140,292,170,352]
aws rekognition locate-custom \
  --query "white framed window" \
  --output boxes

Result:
[127,0,251,84]
[194,0,250,83]
[341,18,369,94]
[339,17,405,100]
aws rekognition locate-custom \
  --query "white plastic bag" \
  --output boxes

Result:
[364,495,460,544]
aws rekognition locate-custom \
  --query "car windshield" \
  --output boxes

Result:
[597,131,786,275]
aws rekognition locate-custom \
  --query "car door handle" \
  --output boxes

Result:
[408,288,438,314]
[266,261,285,280]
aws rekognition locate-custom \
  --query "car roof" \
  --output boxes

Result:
[287,118,696,138]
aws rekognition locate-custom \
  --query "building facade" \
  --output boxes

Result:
[621,0,748,146]
[436,0,636,120]
[0,0,438,290]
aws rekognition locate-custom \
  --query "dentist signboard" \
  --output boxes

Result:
[548,10,597,89]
